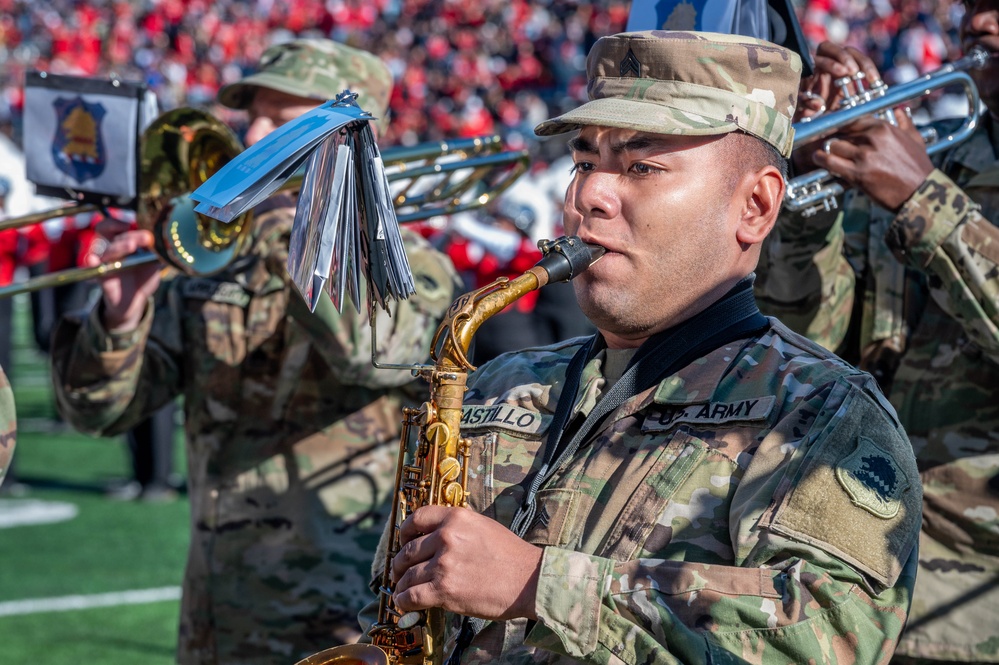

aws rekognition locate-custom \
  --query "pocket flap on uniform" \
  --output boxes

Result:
[523,487,578,548]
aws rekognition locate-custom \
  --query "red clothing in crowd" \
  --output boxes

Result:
[446,234,542,313]
[0,224,48,286]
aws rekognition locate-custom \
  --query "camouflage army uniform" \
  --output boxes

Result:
[756,115,999,661]
[50,199,460,664]
[0,363,14,487]
[362,316,921,664]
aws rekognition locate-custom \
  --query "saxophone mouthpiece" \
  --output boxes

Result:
[537,236,606,283]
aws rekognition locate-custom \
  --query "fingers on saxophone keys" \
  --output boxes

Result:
[392,561,434,612]
[391,535,424,584]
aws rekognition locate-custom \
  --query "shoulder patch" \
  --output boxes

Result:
[461,404,550,437]
[835,436,911,519]
[180,279,251,307]
[768,385,921,589]
[642,396,775,432]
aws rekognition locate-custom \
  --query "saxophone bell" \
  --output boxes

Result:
[294,644,389,665]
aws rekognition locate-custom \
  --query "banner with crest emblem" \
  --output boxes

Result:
[22,72,159,209]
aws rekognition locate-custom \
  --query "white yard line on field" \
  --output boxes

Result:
[0,587,181,617]
[0,499,79,528]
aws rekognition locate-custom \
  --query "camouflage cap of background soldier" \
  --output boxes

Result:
[535,30,802,157]
[218,38,393,132]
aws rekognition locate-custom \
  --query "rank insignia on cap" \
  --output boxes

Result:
[620,49,642,77]
[835,436,910,519]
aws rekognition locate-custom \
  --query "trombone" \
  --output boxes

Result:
[785,46,989,217]
[0,107,529,299]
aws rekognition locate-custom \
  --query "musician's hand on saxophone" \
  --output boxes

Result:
[390,504,543,622]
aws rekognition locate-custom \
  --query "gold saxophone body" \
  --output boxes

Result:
[295,236,604,665]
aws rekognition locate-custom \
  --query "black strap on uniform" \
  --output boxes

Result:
[447,276,768,663]
[509,275,767,537]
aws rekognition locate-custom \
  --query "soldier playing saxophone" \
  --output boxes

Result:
[365,30,922,665]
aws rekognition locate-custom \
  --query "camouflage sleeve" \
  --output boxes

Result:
[283,228,462,390]
[525,377,921,665]
[755,205,855,351]
[886,168,999,361]
[0,363,15,487]
[49,292,184,437]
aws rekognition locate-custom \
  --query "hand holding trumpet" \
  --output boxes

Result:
[814,115,933,212]
[795,42,934,212]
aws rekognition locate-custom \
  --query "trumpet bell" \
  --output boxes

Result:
[139,108,251,276]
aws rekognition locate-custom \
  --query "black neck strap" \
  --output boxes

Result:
[510,276,767,537]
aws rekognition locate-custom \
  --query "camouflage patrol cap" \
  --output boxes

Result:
[535,31,801,157]
[218,38,393,130]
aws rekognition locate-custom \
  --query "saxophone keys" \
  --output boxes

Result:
[438,456,461,482]
[424,421,451,447]
[397,611,422,630]
[443,480,465,506]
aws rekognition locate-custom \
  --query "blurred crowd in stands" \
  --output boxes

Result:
[0,0,971,152]
[0,0,630,152]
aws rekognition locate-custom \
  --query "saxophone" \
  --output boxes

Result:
[295,236,604,665]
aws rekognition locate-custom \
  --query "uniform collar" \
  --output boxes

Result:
[651,343,745,405]
[226,195,297,295]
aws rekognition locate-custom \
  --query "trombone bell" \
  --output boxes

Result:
[139,108,251,275]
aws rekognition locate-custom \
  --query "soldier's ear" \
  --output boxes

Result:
[734,164,784,247]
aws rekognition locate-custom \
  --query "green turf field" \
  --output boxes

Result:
[0,296,189,664]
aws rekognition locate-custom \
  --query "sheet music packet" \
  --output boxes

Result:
[191,90,415,315]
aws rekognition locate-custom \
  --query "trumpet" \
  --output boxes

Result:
[0,108,529,299]
[785,46,990,217]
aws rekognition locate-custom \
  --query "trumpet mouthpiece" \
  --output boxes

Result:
[966,45,991,69]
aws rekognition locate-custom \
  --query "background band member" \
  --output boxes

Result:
[756,2,999,661]
[50,38,460,664]
[0,362,14,488]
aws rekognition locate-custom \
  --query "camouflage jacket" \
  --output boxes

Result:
[50,201,460,665]
[0,363,14,487]
[756,117,999,661]
[363,318,921,664]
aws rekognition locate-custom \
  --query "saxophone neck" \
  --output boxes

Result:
[431,236,604,372]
